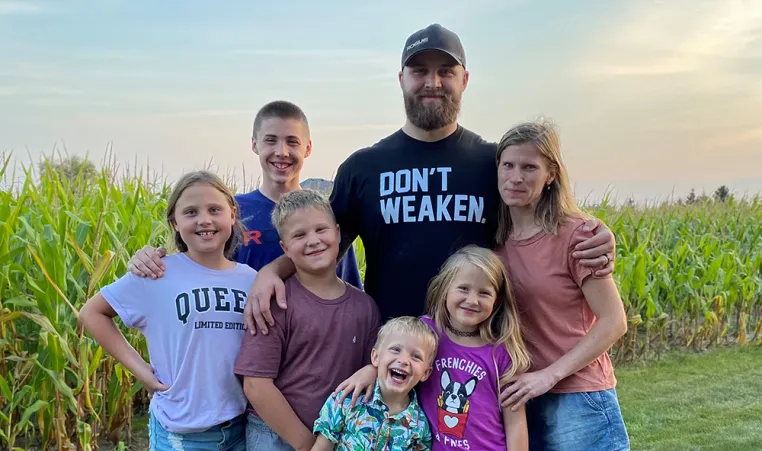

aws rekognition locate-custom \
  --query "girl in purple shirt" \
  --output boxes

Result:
[416,245,530,451]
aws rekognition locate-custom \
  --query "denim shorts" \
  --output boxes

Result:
[526,388,630,451]
[245,413,297,451]
[148,412,246,451]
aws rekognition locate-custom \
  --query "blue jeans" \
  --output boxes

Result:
[245,413,296,451]
[527,388,630,451]
[148,412,246,451]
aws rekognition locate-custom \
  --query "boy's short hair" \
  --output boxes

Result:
[271,189,336,238]
[252,100,310,139]
[374,316,439,366]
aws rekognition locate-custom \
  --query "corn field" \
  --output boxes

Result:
[0,152,760,449]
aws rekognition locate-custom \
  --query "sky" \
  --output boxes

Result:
[1,0,761,202]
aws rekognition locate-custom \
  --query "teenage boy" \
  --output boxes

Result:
[125,100,363,288]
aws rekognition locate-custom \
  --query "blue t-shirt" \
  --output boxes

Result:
[234,189,364,289]
[100,253,257,433]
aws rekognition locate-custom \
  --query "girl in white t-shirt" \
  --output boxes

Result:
[80,170,256,451]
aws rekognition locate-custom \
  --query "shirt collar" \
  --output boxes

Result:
[368,380,423,426]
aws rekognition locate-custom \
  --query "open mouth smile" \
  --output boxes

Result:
[389,368,410,384]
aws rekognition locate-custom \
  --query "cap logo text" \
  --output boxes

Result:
[407,37,429,51]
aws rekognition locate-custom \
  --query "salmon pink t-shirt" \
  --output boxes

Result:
[495,217,617,393]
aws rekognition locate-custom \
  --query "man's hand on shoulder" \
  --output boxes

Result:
[574,218,616,277]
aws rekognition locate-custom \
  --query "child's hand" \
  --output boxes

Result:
[333,364,377,407]
[137,364,170,395]
[127,245,167,279]
[144,375,170,395]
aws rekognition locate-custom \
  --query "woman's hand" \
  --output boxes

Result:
[500,370,557,411]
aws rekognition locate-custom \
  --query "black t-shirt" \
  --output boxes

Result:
[329,125,500,321]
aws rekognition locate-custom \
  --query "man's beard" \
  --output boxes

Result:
[403,88,461,131]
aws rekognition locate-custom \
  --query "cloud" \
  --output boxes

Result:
[150,109,252,118]
[24,98,112,107]
[73,50,161,62]
[0,84,83,98]
[0,86,21,96]
[0,62,59,80]
[313,123,400,132]
[227,48,395,66]
[575,0,762,79]
[0,0,49,15]
[275,73,395,85]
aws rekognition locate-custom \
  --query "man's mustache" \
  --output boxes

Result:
[416,89,450,98]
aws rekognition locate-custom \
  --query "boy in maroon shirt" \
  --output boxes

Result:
[234,190,380,451]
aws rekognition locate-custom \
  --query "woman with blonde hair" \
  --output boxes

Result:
[494,119,630,451]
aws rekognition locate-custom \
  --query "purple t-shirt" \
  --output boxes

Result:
[417,316,512,450]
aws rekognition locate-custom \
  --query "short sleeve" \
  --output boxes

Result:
[312,393,346,443]
[566,221,609,287]
[495,345,513,377]
[233,300,287,379]
[329,158,361,243]
[99,272,149,329]
[363,300,381,366]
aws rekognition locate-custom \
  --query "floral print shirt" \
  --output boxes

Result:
[313,380,432,450]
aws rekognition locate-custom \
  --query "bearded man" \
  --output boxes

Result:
[243,24,617,330]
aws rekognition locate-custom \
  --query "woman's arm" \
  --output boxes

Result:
[503,403,528,451]
[500,277,627,409]
[79,293,168,393]
[543,276,627,382]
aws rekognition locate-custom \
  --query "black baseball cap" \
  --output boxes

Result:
[401,23,466,69]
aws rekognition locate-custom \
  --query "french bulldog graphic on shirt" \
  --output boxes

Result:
[436,368,477,439]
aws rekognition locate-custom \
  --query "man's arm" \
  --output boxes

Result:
[329,156,361,265]
[243,378,315,451]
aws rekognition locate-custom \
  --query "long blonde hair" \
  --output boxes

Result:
[495,118,585,245]
[425,245,530,386]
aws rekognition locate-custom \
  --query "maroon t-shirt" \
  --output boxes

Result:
[234,275,380,429]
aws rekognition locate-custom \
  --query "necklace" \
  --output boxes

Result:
[446,322,480,337]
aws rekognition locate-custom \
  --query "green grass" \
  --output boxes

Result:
[617,346,762,450]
